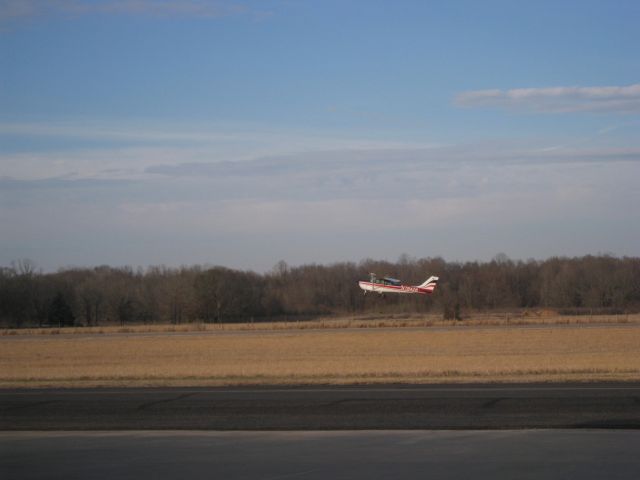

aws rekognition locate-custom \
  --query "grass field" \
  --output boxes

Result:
[2,320,640,388]
[2,312,638,336]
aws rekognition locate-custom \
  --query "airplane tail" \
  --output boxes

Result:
[418,276,439,289]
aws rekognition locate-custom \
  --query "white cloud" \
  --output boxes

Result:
[0,121,243,142]
[117,197,490,234]
[2,118,639,269]
[0,120,440,182]
[0,120,435,150]
[455,83,640,114]
[0,147,189,181]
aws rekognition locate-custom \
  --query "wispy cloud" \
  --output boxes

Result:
[0,121,247,143]
[0,175,134,190]
[455,83,640,114]
[2,118,639,269]
[0,120,432,149]
[0,0,267,25]
[0,120,441,182]
[0,0,38,22]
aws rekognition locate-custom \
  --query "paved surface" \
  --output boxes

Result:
[2,383,640,430]
[3,430,640,480]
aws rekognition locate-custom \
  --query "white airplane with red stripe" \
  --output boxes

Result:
[358,273,439,296]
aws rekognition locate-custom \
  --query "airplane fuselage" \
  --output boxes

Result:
[358,281,431,295]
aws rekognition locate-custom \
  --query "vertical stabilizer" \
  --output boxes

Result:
[418,276,439,288]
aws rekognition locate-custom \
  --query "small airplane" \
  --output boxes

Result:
[359,273,439,296]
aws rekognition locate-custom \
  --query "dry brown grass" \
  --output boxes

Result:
[2,323,640,388]
[2,312,638,337]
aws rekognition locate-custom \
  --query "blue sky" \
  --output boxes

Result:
[1,0,639,271]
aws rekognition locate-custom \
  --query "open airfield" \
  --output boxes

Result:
[5,0,640,476]
[2,318,640,387]
[4,430,640,480]
[4,320,640,479]
[4,383,640,480]
[3,382,640,430]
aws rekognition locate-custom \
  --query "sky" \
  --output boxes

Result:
[1,0,639,272]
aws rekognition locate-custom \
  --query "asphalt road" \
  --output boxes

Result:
[2,383,640,430]
[4,430,640,480]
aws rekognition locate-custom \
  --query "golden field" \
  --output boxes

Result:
[1,321,640,387]
[2,312,638,336]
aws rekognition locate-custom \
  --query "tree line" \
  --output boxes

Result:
[1,254,639,328]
